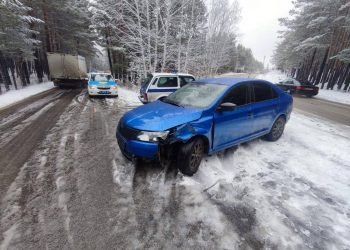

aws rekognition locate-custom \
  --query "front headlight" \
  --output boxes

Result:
[89,85,96,89]
[111,86,117,90]
[137,131,169,142]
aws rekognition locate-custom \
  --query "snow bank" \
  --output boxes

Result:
[0,82,55,109]
[317,89,350,106]
[118,87,142,106]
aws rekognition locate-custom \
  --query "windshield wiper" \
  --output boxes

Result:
[162,98,183,108]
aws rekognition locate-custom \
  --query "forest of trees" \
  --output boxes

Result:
[273,0,350,91]
[0,0,264,93]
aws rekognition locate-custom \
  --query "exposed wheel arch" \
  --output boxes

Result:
[186,135,210,154]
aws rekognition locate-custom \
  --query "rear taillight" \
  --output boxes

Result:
[296,86,305,90]
[143,93,148,102]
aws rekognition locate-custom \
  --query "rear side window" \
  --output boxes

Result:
[141,75,153,88]
[222,84,249,106]
[180,76,195,87]
[157,77,178,88]
[253,83,277,102]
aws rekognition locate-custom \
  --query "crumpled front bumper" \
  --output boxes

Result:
[116,131,158,160]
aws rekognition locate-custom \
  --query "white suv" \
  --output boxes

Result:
[139,73,195,104]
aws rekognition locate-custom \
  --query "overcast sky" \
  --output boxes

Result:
[236,0,293,66]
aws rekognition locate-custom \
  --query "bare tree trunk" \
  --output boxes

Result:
[161,0,171,72]
[0,53,12,91]
[315,47,329,86]
[106,31,113,74]
[145,0,152,71]
[177,0,185,72]
[153,0,160,72]
[9,60,18,90]
[184,0,195,72]
[135,0,147,77]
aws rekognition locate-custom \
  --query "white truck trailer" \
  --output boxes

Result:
[47,52,88,88]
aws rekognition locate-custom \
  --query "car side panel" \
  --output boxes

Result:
[213,105,253,149]
[250,98,279,135]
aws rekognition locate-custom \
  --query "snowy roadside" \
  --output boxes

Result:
[316,89,350,106]
[118,87,142,106]
[0,82,55,109]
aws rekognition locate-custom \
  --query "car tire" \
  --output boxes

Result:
[264,116,286,142]
[177,138,204,176]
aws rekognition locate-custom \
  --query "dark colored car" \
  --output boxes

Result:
[276,78,319,97]
[116,78,293,176]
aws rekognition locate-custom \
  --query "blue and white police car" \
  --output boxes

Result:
[88,73,118,97]
[139,73,195,104]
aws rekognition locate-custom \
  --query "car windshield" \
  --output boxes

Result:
[91,74,113,81]
[163,82,228,108]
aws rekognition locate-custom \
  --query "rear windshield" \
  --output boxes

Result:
[91,74,113,82]
[141,75,153,88]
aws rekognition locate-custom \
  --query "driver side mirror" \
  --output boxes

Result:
[217,102,236,112]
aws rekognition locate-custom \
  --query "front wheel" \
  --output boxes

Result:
[264,116,286,142]
[177,138,204,176]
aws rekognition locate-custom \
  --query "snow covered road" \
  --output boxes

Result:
[0,87,349,249]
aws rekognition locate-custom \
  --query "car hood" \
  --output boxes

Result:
[122,101,203,131]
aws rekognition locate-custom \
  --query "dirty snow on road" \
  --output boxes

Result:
[1,85,350,249]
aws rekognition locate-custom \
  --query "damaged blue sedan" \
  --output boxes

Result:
[116,78,293,176]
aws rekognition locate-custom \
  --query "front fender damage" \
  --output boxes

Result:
[157,123,197,167]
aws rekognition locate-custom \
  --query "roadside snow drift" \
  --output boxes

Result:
[317,89,350,106]
[0,82,55,109]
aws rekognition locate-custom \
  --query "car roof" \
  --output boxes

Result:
[151,72,194,77]
[194,77,271,87]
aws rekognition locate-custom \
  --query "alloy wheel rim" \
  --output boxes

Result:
[190,142,203,170]
[272,119,284,139]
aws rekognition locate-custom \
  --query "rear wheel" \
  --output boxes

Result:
[177,138,204,176]
[264,116,286,142]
